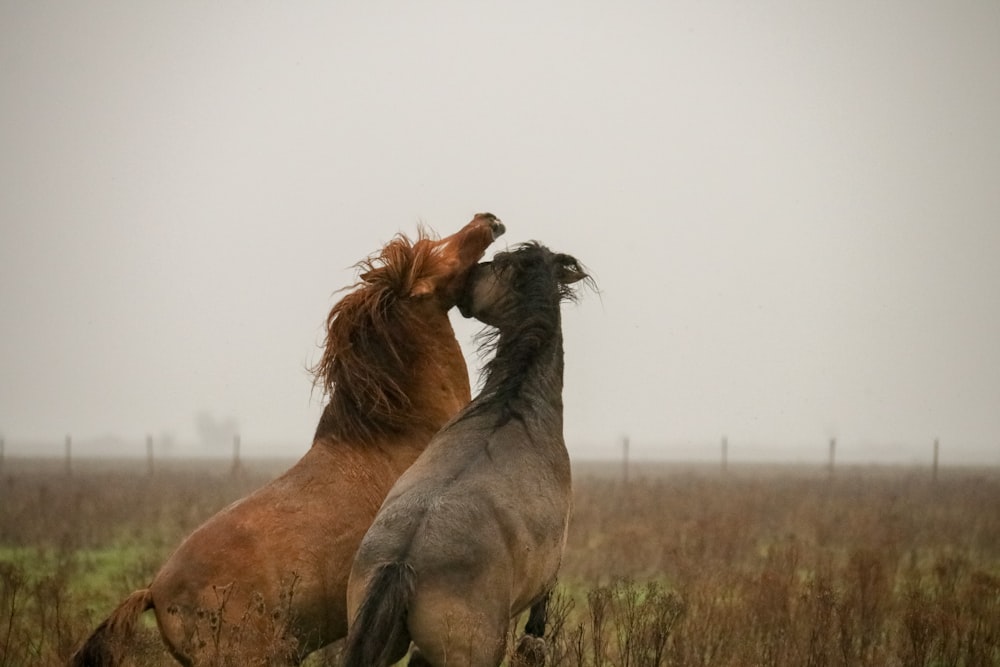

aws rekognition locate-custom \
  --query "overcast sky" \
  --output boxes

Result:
[2,1,998,465]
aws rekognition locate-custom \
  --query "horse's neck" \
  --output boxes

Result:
[406,319,470,427]
[304,433,426,498]
[313,311,469,446]
[485,324,565,416]
[528,335,565,411]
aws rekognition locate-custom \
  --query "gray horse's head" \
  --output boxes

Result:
[458,242,589,328]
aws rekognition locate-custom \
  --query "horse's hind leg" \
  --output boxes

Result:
[523,593,548,638]
[512,594,549,667]
[408,648,432,666]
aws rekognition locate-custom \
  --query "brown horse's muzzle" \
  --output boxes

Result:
[486,216,506,240]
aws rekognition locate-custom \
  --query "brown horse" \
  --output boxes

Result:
[344,242,590,667]
[69,213,504,666]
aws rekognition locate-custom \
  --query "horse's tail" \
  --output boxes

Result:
[343,562,416,667]
[68,588,154,667]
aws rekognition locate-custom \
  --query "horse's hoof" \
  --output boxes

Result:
[512,635,547,667]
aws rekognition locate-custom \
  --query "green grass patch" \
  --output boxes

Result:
[0,543,160,602]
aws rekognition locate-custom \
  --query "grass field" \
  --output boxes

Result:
[1,458,998,666]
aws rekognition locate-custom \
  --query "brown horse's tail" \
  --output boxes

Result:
[343,562,416,667]
[68,588,154,667]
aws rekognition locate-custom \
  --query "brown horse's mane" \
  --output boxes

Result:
[311,229,456,445]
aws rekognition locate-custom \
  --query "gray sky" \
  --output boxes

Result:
[2,1,999,464]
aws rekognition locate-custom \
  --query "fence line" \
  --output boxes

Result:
[231,434,242,477]
[146,434,154,476]
[621,436,630,483]
[933,437,940,482]
[65,434,72,477]
[605,436,970,480]
[0,433,250,477]
[0,434,984,479]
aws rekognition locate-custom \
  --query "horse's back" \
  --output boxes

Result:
[151,445,390,662]
[353,417,571,622]
[352,419,569,666]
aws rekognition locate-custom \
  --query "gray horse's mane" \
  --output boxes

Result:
[468,242,591,426]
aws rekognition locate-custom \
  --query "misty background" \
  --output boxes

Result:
[2,2,998,465]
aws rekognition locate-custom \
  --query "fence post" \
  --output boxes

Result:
[622,436,630,483]
[147,434,155,477]
[231,434,242,477]
[827,437,836,477]
[721,436,728,474]
[65,434,72,477]
[932,438,939,483]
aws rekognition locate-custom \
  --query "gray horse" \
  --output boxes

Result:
[344,242,589,667]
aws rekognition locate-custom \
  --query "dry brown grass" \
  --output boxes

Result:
[552,464,1000,667]
[1,459,998,666]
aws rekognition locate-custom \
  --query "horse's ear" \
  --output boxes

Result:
[555,254,587,285]
[409,278,435,298]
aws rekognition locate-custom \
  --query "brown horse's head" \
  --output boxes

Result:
[403,213,506,307]
[311,213,504,444]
